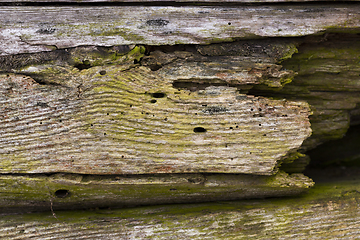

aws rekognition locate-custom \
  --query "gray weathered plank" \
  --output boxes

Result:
[0,4,359,55]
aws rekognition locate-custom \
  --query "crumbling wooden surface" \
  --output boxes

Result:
[0,41,313,212]
[1,0,360,238]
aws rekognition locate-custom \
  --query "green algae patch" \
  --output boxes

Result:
[280,151,306,165]
[277,44,298,63]
[1,176,358,239]
[0,171,313,213]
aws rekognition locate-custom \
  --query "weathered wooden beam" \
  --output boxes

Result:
[0,46,311,175]
[0,175,358,239]
[0,171,313,213]
[0,39,314,211]
[0,4,359,55]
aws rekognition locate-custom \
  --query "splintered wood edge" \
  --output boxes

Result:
[0,5,359,55]
[0,66,311,175]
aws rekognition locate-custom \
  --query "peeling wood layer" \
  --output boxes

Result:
[248,33,360,151]
[0,66,311,175]
[0,37,315,210]
[0,4,360,55]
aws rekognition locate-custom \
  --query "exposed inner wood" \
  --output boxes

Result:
[0,67,311,175]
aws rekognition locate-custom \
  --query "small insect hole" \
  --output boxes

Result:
[194,127,207,133]
[55,189,70,198]
[74,60,91,70]
[229,127,233,130]
[99,70,106,75]
[150,99,157,103]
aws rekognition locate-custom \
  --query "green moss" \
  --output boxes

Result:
[95,28,145,42]
[281,152,306,165]
[2,176,359,239]
[278,44,298,63]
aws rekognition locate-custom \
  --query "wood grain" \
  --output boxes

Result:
[0,64,311,175]
[0,171,314,213]
[0,177,358,239]
[0,4,359,55]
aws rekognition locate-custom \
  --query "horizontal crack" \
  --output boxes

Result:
[0,1,358,7]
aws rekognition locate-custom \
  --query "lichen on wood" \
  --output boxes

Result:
[0,64,311,175]
[0,175,358,239]
[0,39,315,211]
[0,171,313,213]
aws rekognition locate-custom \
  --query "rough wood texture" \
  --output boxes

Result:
[0,175,359,239]
[0,171,313,213]
[0,4,359,55]
[249,33,360,151]
[0,38,314,211]
[0,62,311,175]
[1,3,360,235]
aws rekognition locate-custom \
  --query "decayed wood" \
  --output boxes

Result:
[0,4,359,55]
[249,33,360,152]
[0,65,311,175]
[0,40,313,211]
[0,176,358,239]
[143,39,297,87]
[0,171,313,213]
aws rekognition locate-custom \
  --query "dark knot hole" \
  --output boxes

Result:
[194,127,207,133]
[55,189,71,198]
